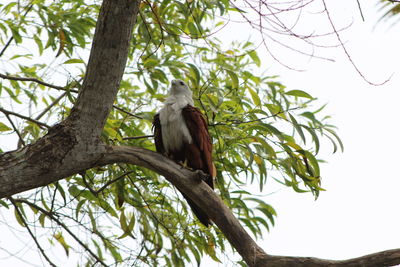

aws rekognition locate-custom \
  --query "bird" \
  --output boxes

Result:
[153,79,216,227]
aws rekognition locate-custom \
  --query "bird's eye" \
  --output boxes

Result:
[179,81,184,86]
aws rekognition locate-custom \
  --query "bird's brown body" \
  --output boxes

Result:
[153,80,215,226]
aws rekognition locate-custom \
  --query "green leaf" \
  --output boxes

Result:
[63,58,84,64]
[54,232,70,256]
[0,122,12,132]
[14,207,25,227]
[205,240,222,263]
[266,103,281,116]
[325,127,344,152]
[187,21,198,37]
[247,87,261,106]
[118,209,135,239]
[143,58,159,68]
[39,213,46,227]
[226,69,239,89]
[0,199,9,208]
[302,125,320,154]
[301,150,320,177]
[33,35,44,55]
[289,113,306,144]
[248,50,261,67]
[286,89,313,99]
[187,63,201,85]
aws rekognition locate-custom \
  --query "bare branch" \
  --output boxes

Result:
[0,2,34,58]
[0,107,51,129]
[356,0,365,21]
[9,197,57,267]
[122,135,153,140]
[112,105,143,120]
[322,0,391,86]
[35,92,67,120]
[0,73,78,93]
[4,112,26,146]
[12,198,108,267]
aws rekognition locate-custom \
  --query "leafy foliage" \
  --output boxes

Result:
[377,0,400,23]
[0,0,342,266]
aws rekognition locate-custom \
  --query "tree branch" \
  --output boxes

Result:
[0,73,77,92]
[97,145,267,266]
[0,107,51,129]
[113,105,144,120]
[122,135,154,140]
[3,112,25,146]
[68,0,140,138]
[2,140,400,266]
[256,248,400,266]
[0,2,34,58]
[12,198,108,267]
[9,197,57,267]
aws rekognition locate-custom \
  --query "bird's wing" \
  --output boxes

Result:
[152,113,165,154]
[182,105,216,188]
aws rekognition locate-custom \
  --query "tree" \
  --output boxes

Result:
[0,0,399,266]
[377,0,400,23]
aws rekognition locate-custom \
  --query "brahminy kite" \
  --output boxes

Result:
[153,79,216,226]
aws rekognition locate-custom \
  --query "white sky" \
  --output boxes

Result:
[223,0,400,264]
[266,1,400,262]
[1,0,400,266]
[204,0,400,265]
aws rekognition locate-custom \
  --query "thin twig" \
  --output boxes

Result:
[35,92,67,120]
[4,112,26,146]
[12,198,108,267]
[127,175,179,240]
[356,0,365,21]
[0,73,78,93]
[112,105,143,119]
[9,197,57,267]
[95,171,135,194]
[322,0,391,86]
[82,171,135,195]
[123,135,153,140]
[209,106,301,126]
[0,2,34,57]
[80,172,98,195]
[0,107,51,129]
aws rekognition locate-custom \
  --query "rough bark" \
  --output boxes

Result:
[0,0,140,197]
[0,0,400,266]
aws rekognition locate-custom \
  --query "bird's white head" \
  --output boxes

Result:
[170,79,192,98]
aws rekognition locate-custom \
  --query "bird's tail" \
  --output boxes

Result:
[180,192,211,227]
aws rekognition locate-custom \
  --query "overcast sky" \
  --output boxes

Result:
[199,0,400,265]
[207,0,400,264]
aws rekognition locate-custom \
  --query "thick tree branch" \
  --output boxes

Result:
[0,0,141,203]
[96,146,400,267]
[68,0,140,139]
[256,248,400,267]
[97,145,267,266]
[2,141,400,266]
